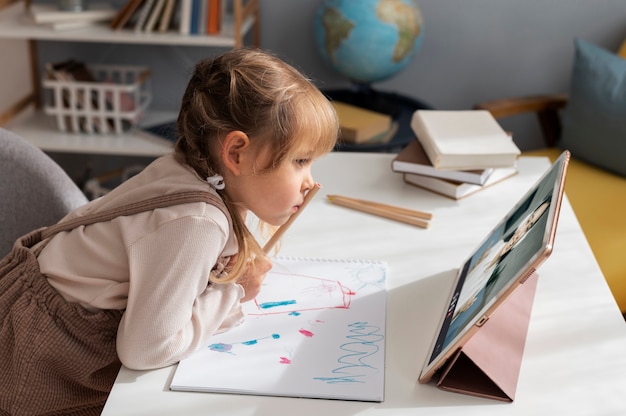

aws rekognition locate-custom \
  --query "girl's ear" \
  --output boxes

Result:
[221,131,250,176]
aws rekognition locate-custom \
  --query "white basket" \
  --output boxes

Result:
[42,64,152,135]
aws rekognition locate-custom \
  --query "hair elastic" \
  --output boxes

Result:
[206,174,225,190]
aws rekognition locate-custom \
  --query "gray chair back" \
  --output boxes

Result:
[0,128,88,257]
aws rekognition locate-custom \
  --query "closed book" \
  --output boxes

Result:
[144,0,167,32]
[31,2,116,24]
[157,0,176,32]
[332,101,392,144]
[206,0,220,34]
[48,20,99,31]
[178,0,192,34]
[198,0,207,33]
[110,0,145,29]
[410,109,521,170]
[133,0,156,31]
[189,0,200,34]
[392,138,493,185]
[403,167,518,200]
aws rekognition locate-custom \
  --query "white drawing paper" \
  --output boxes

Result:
[170,257,388,402]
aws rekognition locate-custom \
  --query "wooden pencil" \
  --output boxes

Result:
[327,194,433,220]
[326,195,430,229]
[263,183,321,253]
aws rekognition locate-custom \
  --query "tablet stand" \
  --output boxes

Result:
[436,272,539,402]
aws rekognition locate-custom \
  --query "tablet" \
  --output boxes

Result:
[419,150,570,383]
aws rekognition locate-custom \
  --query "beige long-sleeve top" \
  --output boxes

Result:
[36,153,244,370]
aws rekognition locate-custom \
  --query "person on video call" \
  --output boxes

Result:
[485,196,552,300]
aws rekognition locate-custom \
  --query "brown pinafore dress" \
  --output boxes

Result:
[0,191,229,416]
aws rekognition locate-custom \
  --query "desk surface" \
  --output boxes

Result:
[102,153,626,416]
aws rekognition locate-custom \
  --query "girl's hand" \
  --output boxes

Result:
[234,254,273,303]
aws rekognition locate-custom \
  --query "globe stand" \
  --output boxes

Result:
[324,83,433,153]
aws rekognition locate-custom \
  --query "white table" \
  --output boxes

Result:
[102,152,626,416]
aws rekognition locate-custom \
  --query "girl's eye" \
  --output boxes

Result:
[295,158,310,166]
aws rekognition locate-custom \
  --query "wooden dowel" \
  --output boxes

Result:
[327,194,432,220]
[327,195,430,229]
[263,183,321,253]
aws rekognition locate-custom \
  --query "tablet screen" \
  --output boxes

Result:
[424,151,569,372]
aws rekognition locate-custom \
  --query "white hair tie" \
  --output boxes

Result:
[206,174,225,190]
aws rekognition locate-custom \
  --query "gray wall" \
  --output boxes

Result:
[37,0,626,151]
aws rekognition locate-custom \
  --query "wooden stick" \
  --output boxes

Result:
[263,183,321,253]
[327,194,432,220]
[327,195,430,229]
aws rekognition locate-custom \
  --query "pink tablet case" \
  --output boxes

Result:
[436,272,539,401]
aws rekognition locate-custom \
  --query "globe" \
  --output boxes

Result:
[314,0,424,85]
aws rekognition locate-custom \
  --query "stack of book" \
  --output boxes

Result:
[392,110,521,199]
[30,2,117,31]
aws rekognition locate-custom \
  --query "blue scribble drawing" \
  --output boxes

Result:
[173,258,387,402]
[350,264,387,292]
[258,299,296,309]
[209,333,280,354]
[313,322,384,384]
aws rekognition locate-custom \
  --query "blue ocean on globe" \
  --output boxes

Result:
[314,0,424,84]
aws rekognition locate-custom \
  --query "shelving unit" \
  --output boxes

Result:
[0,0,260,156]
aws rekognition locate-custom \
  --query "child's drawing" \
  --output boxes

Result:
[171,257,388,402]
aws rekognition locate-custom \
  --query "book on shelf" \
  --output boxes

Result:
[189,0,200,34]
[30,3,117,24]
[47,20,101,31]
[197,0,207,33]
[110,0,145,30]
[207,0,221,34]
[178,0,192,33]
[332,100,393,144]
[132,0,155,32]
[403,166,518,200]
[392,138,493,185]
[157,0,177,32]
[410,109,521,170]
[144,0,168,32]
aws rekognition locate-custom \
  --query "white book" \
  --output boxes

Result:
[48,20,100,31]
[144,0,167,32]
[403,167,518,200]
[133,0,155,32]
[392,138,493,185]
[30,2,116,24]
[198,0,207,33]
[178,0,192,34]
[157,0,177,32]
[410,109,521,170]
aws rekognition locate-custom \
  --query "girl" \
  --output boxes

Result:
[0,48,338,415]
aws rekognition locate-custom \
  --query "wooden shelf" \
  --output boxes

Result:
[0,2,255,47]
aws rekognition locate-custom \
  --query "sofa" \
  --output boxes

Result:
[474,38,626,315]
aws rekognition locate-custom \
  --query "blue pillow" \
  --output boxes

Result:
[559,38,626,177]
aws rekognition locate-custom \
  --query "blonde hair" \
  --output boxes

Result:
[175,48,338,283]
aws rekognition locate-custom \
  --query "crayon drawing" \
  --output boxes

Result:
[170,257,388,402]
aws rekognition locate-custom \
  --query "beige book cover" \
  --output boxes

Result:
[333,101,392,144]
[410,109,521,170]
